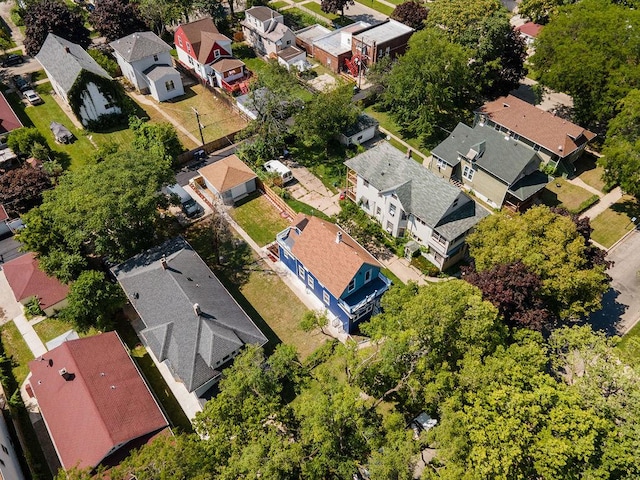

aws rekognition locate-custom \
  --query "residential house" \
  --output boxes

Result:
[0,91,23,168]
[3,252,69,316]
[338,113,379,146]
[36,34,122,126]
[345,142,490,270]
[112,237,268,418]
[310,22,371,74]
[242,6,297,57]
[347,19,414,76]
[110,31,184,102]
[175,17,250,93]
[475,95,596,170]
[0,404,25,479]
[197,154,257,205]
[276,215,391,333]
[277,45,308,71]
[27,332,170,472]
[516,22,543,47]
[430,122,551,211]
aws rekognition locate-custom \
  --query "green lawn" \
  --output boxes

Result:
[285,197,332,221]
[574,152,607,192]
[364,106,430,157]
[32,318,100,344]
[355,0,395,16]
[270,0,289,8]
[381,267,404,287]
[540,177,598,214]
[282,7,331,29]
[229,193,291,246]
[617,321,640,366]
[590,196,640,248]
[0,321,34,385]
[303,2,342,21]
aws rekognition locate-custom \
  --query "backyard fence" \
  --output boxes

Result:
[256,179,296,220]
[175,129,243,164]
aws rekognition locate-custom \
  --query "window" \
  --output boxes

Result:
[348,278,356,292]
[104,102,114,110]
[452,198,458,207]
[298,264,305,278]
[153,54,159,62]
[323,290,330,305]
[1,445,7,454]
[389,204,396,216]
[362,199,370,210]
[327,58,331,67]
[308,275,314,289]
[357,135,363,141]
[436,157,447,170]
[463,165,475,181]
[165,80,175,91]
[365,269,371,283]
[178,37,183,47]
[376,206,381,215]
[214,49,221,58]
[432,231,447,245]
[534,144,541,152]
[363,179,369,187]
[187,43,191,53]
[286,40,291,45]
[386,221,393,233]
[188,56,194,65]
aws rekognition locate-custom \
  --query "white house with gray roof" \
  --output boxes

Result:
[110,31,184,102]
[429,123,551,211]
[112,237,268,416]
[345,141,489,270]
[242,6,297,57]
[36,34,122,126]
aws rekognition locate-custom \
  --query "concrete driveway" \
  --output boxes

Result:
[588,229,640,335]
[287,165,341,217]
[0,269,23,325]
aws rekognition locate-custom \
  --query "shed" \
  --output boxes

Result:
[198,154,257,205]
[338,113,379,145]
[50,121,74,144]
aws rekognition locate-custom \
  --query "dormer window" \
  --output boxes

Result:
[365,269,372,283]
[153,54,159,62]
[214,49,221,58]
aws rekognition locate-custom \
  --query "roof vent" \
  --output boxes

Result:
[160,255,167,270]
[336,231,342,244]
[558,145,563,151]
[58,368,67,376]
[194,303,201,316]
[64,46,70,54]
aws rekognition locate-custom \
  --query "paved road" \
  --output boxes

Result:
[588,229,640,335]
[175,144,238,186]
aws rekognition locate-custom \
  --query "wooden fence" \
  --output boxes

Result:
[256,179,296,220]
[175,129,243,165]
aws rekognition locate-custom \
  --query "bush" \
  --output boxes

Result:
[88,48,120,77]
[411,254,440,277]
[24,297,44,319]
[570,195,599,215]
[10,6,24,26]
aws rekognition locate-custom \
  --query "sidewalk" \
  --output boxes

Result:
[13,314,47,358]
[580,187,622,220]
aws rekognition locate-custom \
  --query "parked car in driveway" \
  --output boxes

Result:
[13,75,30,92]
[23,90,43,105]
[1,54,24,67]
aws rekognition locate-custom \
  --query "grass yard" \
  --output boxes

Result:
[364,106,430,157]
[574,152,607,192]
[270,0,289,8]
[229,193,291,246]
[617,321,640,366]
[153,84,247,144]
[285,197,333,221]
[590,196,640,248]
[32,318,100,344]
[355,0,394,15]
[283,7,331,29]
[134,99,198,150]
[539,177,599,214]
[1,321,34,385]
[303,2,342,21]
[381,267,403,287]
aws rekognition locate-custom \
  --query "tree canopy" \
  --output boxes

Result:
[17,147,175,280]
[466,206,610,320]
[129,116,184,164]
[0,167,51,216]
[391,1,428,30]
[89,0,148,42]
[23,0,90,55]
[530,0,640,129]
[379,28,477,146]
[320,0,354,17]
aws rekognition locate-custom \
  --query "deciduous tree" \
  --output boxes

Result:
[23,0,90,55]
[320,0,354,17]
[391,1,428,30]
[0,166,51,215]
[7,127,48,158]
[89,0,147,42]
[130,116,184,163]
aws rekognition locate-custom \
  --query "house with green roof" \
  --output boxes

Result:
[345,141,489,270]
[429,122,551,211]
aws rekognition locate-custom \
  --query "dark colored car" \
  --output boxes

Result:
[12,75,30,92]
[1,54,24,67]
[85,3,94,12]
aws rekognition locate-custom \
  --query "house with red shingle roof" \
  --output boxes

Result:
[276,215,391,333]
[475,95,596,170]
[3,252,69,316]
[27,332,170,472]
[516,22,543,46]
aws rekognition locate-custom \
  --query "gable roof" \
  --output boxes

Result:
[286,215,380,298]
[345,142,463,227]
[28,332,169,471]
[516,22,543,38]
[109,31,172,63]
[211,57,245,73]
[0,91,22,134]
[36,34,111,94]
[143,64,180,81]
[111,237,267,392]
[177,18,231,64]
[3,253,69,309]
[246,6,281,22]
[478,95,596,158]
[198,154,257,193]
[432,122,542,185]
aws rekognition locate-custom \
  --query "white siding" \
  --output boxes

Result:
[78,82,122,126]
[0,407,26,480]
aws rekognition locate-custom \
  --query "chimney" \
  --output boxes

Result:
[336,231,342,244]
[160,255,167,270]
[64,46,70,54]
[193,303,201,316]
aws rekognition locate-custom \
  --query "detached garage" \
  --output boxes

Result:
[198,154,257,205]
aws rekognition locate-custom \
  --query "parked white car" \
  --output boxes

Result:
[23,90,43,105]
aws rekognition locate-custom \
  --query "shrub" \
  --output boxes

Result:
[411,254,440,277]
[88,48,120,77]
[24,297,44,319]
[10,6,24,26]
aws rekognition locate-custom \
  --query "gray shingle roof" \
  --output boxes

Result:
[431,123,542,185]
[112,237,268,393]
[142,64,180,81]
[435,199,490,240]
[345,141,465,228]
[109,31,172,63]
[344,113,378,138]
[507,169,550,201]
[36,34,111,94]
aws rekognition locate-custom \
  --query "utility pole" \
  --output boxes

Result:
[192,107,205,146]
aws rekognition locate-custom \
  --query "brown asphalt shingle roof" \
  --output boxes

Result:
[290,215,380,298]
[178,18,231,64]
[212,57,245,73]
[198,154,257,193]
[478,95,596,158]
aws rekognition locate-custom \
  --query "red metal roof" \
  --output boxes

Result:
[0,91,22,134]
[28,332,169,471]
[2,253,69,309]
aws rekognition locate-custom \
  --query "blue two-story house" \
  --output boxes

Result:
[276,215,391,333]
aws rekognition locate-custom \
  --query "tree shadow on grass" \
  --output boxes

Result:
[611,198,640,219]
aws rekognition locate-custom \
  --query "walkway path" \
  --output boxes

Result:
[13,314,47,358]
[580,187,623,220]
[567,177,602,197]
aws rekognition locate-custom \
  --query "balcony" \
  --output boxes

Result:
[337,273,391,316]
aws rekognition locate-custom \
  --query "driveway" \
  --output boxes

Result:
[0,269,23,325]
[588,229,640,335]
[287,164,341,216]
